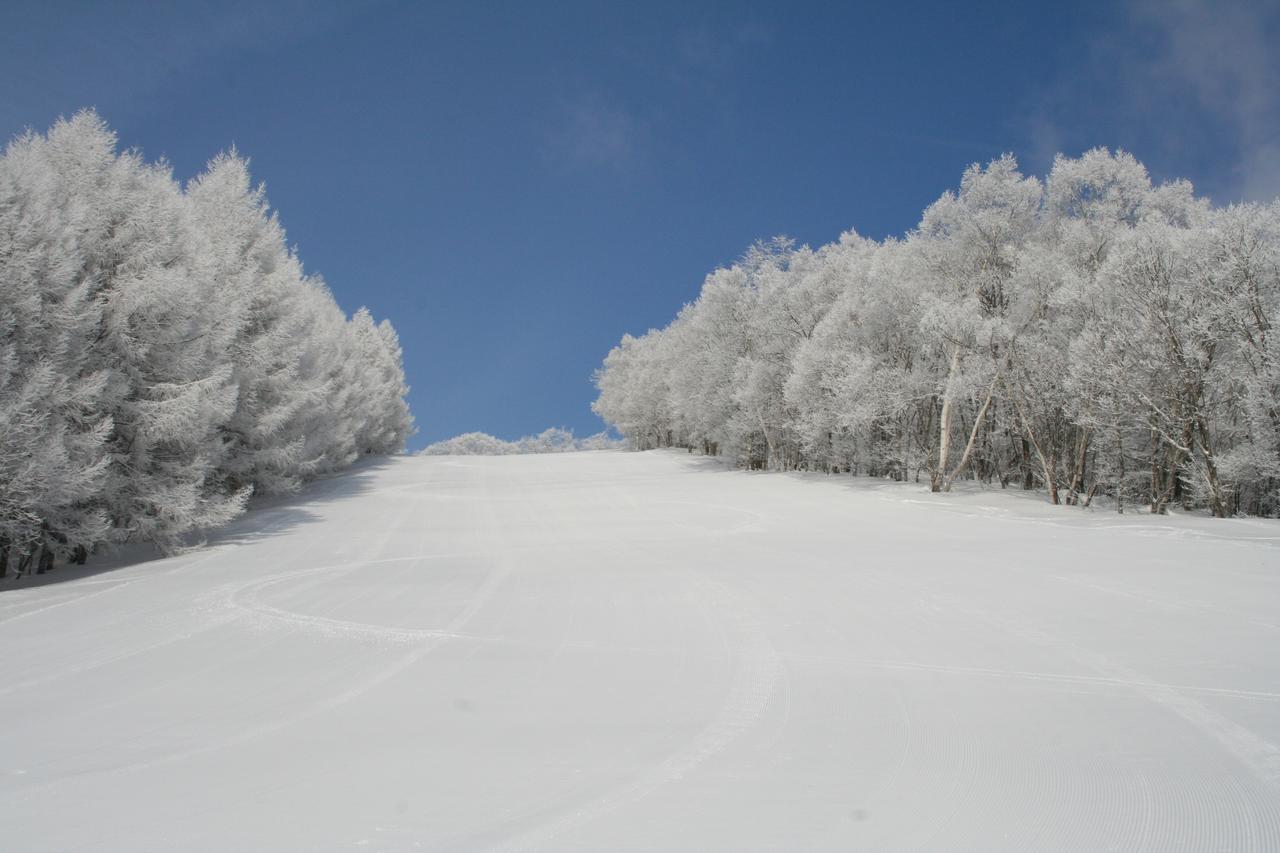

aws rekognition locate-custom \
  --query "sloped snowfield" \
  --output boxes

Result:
[2,450,1279,852]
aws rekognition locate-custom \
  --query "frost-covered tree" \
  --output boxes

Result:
[592,330,679,450]
[0,112,414,575]
[349,308,415,456]
[0,120,113,572]
[1209,202,1280,514]
[420,429,622,455]
[594,150,1280,517]
[65,117,248,550]
[187,151,318,495]
[913,154,1043,492]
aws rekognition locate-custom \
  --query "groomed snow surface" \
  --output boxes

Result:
[2,450,1279,852]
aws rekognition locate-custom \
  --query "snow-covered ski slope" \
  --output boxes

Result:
[2,450,1279,852]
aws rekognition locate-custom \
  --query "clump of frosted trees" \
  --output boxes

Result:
[0,112,413,575]
[594,150,1280,517]
[420,428,623,455]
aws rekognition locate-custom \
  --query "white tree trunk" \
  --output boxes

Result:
[932,346,962,492]
[942,372,998,492]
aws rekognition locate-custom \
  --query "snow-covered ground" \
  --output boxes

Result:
[2,450,1278,852]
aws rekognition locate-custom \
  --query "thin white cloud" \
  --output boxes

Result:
[542,18,771,177]
[667,21,771,94]
[0,1,371,132]
[543,93,651,174]
[1132,0,1280,200]
[1030,0,1280,202]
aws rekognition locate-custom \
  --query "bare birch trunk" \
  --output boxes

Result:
[1196,416,1227,518]
[942,373,998,492]
[932,346,962,492]
[1066,427,1090,505]
[1010,384,1059,504]
[1117,433,1126,515]
[758,412,777,470]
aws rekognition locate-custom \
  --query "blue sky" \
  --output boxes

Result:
[3,0,1278,447]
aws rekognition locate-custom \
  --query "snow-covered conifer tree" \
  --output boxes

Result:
[0,112,415,573]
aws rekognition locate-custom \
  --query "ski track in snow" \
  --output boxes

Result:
[1,450,1278,851]
[871,567,1280,850]
[484,574,782,853]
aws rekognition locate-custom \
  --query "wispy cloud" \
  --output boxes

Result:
[0,1,372,133]
[665,21,771,95]
[541,18,772,178]
[1131,0,1280,201]
[543,93,651,174]
[1028,0,1280,202]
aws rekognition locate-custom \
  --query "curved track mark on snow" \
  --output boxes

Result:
[228,562,499,645]
[11,553,513,788]
[0,546,235,628]
[486,574,781,853]
[783,654,1280,702]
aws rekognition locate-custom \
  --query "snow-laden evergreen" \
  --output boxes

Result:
[0,112,413,574]
[593,151,1280,516]
[420,428,623,456]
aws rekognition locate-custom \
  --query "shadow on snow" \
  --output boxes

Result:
[0,456,394,591]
